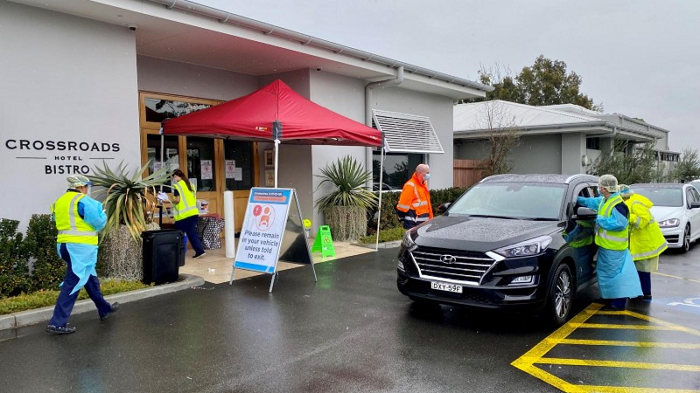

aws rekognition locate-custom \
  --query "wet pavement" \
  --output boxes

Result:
[1,247,700,393]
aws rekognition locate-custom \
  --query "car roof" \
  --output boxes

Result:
[480,174,598,185]
[631,183,685,189]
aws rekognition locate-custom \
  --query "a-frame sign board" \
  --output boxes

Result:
[229,188,316,292]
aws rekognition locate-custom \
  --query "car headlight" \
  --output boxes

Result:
[659,218,680,228]
[401,231,417,251]
[493,236,552,258]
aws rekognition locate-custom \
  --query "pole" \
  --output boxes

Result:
[158,125,165,227]
[274,139,280,188]
[375,146,385,251]
[273,120,282,189]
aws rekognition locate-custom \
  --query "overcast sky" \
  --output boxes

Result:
[201,0,699,152]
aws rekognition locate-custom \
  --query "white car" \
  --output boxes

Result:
[631,183,700,253]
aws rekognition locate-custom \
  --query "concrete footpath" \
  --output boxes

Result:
[0,274,204,341]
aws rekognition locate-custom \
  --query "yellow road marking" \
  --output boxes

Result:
[535,357,700,372]
[622,310,700,337]
[512,302,700,392]
[654,271,700,284]
[511,303,602,393]
[577,323,677,330]
[579,386,700,393]
[557,339,700,349]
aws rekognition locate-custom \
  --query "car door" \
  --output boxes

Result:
[688,187,700,240]
[568,183,596,284]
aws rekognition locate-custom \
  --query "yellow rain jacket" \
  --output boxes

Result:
[625,194,667,270]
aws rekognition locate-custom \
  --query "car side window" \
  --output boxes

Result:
[691,188,700,206]
[686,189,696,208]
[589,185,600,197]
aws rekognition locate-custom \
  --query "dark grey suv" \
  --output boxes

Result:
[397,174,600,325]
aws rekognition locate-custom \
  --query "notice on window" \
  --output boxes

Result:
[201,160,213,180]
[225,160,236,179]
[153,161,162,173]
[234,167,243,181]
[234,189,292,273]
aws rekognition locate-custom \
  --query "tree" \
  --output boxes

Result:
[478,101,520,177]
[463,55,603,112]
[588,140,665,184]
[673,148,700,183]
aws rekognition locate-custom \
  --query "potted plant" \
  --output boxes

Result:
[89,161,170,280]
[315,156,378,241]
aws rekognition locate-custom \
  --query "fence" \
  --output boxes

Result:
[453,159,486,188]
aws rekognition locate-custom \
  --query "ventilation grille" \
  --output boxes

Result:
[373,110,444,154]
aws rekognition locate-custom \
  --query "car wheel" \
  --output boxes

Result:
[681,225,691,254]
[548,264,574,326]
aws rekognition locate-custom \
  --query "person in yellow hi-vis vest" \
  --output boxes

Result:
[577,174,642,310]
[619,185,667,301]
[47,175,119,335]
[158,169,205,258]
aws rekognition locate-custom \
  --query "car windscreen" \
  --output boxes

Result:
[632,187,683,207]
[448,183,566,220]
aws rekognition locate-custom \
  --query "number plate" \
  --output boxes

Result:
[430,281,463,293]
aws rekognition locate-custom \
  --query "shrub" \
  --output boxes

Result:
[24,214,65,291]
[359,226,405,244]
[0,219,31,298]
[316,156,378,241]
[366,187,468,235]
[0,279,150,315]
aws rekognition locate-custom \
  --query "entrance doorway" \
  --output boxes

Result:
[139,92,259,232]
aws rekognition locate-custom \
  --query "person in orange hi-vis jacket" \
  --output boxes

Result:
[395,164,433,229]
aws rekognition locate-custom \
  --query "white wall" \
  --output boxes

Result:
[371,87,454,190]
[309,70,367,231]
[561,133,586,175]
[0,2,140,228]
[455,134,563,174]
[137,55,258,101]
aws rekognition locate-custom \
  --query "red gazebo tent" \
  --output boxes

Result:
[162,79,388,249]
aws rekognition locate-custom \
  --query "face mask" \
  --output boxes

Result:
[424,173,431,181]
[87,185,92,197]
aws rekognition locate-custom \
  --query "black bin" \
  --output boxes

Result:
[141,229,183,285]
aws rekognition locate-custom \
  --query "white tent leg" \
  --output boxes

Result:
[274,139,280,188]
[375,147,385,251]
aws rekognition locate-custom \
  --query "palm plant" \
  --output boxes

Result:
[89,160,170,240]
[315,155,378,211]
[315,156,377,241]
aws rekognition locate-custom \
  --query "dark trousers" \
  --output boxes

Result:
[403,220,418,230]
[609,298,628,309]
[175,215,205,255]
[638,271,652,296]
[49,243,112,327]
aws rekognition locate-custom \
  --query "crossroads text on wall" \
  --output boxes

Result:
[4,138,122,175]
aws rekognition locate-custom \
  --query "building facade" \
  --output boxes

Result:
[454,101,679,177]
[0,0,489,232]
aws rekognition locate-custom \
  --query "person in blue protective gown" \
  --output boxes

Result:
[577,174,642,310]
[46,175,119,335]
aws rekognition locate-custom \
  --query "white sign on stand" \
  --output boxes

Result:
[230,188,316,292]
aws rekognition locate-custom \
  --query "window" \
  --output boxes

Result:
[686,188,698,208]
[586,138,600,150]
[372,152,424,190]
[187,137,216,191]
[144,98,212,123]
[224,140,254,190]
[633,187,683,207]
[147,135,179,175]
[449,183,566,220]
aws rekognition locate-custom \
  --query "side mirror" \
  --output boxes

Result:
[437,202,452,214]
[691,202,700,210]
[573,207,597,220]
